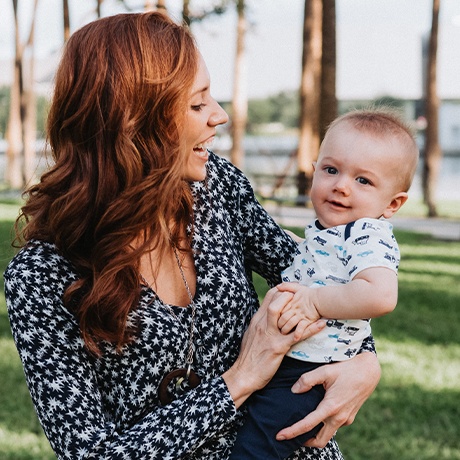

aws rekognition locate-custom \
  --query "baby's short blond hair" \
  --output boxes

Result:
[326,107,420,192]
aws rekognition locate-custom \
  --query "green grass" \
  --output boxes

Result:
[1,202,460,459]
[397,198,460,219]
[0,206,56,459]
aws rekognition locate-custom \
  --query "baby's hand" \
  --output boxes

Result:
[277,283,321,341]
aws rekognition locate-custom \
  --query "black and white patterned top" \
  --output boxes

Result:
[5,153,370,459]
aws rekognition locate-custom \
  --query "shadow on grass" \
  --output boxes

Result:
[373,282,460,346]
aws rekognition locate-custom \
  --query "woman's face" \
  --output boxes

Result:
[182,53,229,182]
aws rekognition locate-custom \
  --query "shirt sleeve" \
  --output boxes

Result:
[346,218,400,278]
[215,157,298,287]
[4,243,238,460]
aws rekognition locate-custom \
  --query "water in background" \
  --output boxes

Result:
[0,136,459,201]
[214,135,460,202]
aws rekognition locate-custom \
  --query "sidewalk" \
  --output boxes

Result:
[263,203,460,241]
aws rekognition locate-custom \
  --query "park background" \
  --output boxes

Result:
[1,1,460,459]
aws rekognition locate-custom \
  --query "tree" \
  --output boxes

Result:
[423,0,441,217]
[5,0,39,189]
[156,0,166,11]
[229,0,247,170]
[96,0,103,18]
[296,0,322,203]
[63,0,70,41]
[183,0,191,24]
[319,0,337,141]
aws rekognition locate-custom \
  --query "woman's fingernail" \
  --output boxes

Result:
[276,434,286,441]
[291,383,300,393]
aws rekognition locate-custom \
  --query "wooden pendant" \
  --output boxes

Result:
[158,367,201,405]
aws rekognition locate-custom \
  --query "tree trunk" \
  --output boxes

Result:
[182,0,190,25]
[230,0,247,171]
[6,0,24,189]
[6,0,39,190]
[23,0,39,187]
[63,0,70,42]
[155,0,167,12]
[319,0,337,141]
[423,0,441,217]
[96,0,102,18]
[297,0,322,203]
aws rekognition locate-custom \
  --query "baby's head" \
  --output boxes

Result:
[311,107,420,228]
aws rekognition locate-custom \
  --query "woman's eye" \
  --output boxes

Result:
[191,104,205,112]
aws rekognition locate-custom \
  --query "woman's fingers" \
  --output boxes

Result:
[276,352,381,448]
[292,319,326,341]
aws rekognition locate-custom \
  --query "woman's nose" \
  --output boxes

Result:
[209,101,229,127]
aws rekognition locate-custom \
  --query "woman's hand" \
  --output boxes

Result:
[276,351,381,448]
[223,287,325,409]
[284,229,304,243]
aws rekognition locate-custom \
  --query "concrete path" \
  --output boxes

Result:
[264,204,460,241]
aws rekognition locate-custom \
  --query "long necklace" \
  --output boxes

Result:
[156,247,201,405]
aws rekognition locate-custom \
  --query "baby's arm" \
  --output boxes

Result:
[277,266,398,339]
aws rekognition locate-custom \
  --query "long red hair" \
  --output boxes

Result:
[17,12,199,355]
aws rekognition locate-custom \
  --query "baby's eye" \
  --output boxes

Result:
[325,166,338,175]
[356,177,370,185]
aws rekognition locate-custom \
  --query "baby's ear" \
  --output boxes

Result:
[382,192,408,219]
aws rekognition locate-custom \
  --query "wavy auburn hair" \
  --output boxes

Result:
[17,12,199,355]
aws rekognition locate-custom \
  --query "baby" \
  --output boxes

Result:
[231,107,419,459]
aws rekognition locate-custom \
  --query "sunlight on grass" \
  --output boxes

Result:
[401,262,460,279]
[400,243,460,258]
[399,270,458,287]
[0,203,22,222]
[399,198,460,219]
[378,339,460,391]
[0,427,54,460]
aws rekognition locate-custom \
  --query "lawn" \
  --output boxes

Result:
[1,201,459,459]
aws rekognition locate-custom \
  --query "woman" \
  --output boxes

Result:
[4,12,380,459]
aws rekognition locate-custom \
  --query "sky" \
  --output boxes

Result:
[1,0,460,101]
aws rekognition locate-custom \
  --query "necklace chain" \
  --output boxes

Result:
[139,248,197,367]
[172,247,197,367]
[140,247,196,368]
[140,246,200,405]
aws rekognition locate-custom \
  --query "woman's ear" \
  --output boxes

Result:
[382,192,409,219]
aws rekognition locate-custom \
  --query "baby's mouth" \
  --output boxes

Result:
[329,200,348,209]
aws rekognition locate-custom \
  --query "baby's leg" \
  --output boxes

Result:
[230,357,325,460]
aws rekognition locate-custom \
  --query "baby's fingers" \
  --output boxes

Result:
[278,313,301,335]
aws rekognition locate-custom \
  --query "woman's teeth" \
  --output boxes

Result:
[194,141,212,156]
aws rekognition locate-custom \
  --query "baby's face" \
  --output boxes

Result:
[311,122,406,228]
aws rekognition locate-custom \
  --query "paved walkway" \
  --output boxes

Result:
[264,204,460,241]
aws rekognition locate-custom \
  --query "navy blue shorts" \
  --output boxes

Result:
[230,357,325,459]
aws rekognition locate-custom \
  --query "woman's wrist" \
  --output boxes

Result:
[222,365,256,409]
